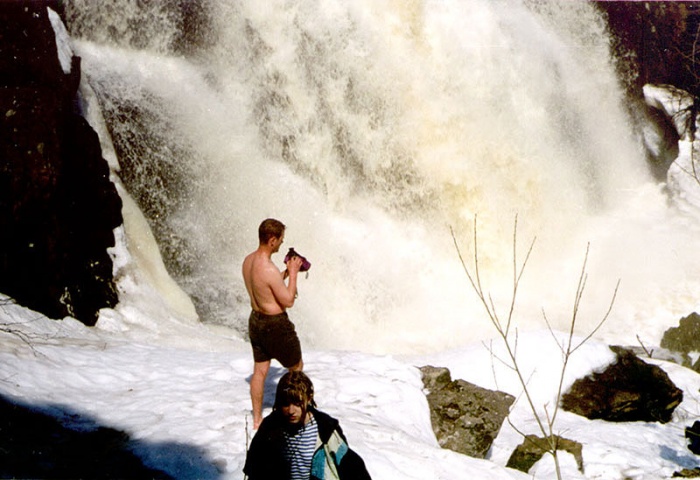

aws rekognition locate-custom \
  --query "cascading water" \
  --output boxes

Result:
[64,0,700,354]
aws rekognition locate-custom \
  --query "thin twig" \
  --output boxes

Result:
[451,216,618,480]
[636,335,654,358]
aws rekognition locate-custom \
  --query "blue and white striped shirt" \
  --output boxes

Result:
[283,415,319,480]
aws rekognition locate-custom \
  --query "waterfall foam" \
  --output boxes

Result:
[66,0,700,353]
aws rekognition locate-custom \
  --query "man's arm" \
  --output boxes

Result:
[268,256,303,309]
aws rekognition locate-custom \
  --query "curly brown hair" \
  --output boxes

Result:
[274,370,316,410]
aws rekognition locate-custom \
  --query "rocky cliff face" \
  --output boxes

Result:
[0,1,696,328]
[0,1,122,325]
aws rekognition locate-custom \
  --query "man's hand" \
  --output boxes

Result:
[285,255,303,276]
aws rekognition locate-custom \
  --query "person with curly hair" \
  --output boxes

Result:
[244,371,372,480]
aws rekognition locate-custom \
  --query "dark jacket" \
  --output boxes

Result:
[244,407,372,480]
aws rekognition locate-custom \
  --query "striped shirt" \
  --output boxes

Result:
[283,415,319,480]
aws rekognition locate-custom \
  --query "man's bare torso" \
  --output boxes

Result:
[242,250,285,315]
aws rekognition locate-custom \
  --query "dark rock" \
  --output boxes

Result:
[642,100,680,180]
[0,1,122,325]
[420,365,514,458]
[561,346,683,423]
[686,420,700,454]
[674,467,700,478]
[661,312,700,357]
[506,434,583,474]
[595,2,700,94]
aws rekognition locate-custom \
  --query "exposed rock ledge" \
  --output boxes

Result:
[0,1,122,325]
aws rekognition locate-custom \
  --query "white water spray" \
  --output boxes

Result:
[65,0,700,354]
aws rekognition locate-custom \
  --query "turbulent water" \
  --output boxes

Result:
[64,0,700,354]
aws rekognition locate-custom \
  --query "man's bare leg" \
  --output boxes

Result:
[250,360,271,430]
[288,358,303,372]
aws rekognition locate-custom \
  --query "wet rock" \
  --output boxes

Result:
[420,365,514,458]
[0,1,122,325]
[506,434,583,474]
[561,346,683,423]
[661,312,700,372]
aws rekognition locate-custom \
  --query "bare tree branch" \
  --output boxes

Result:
[452,216,618,480]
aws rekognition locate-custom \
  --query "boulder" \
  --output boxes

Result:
[661,313,700,372]
[506,434,583,474]
[561,346,683,423]
[420,365,514,458]
[661,312,700,351]
[0,1,122,325]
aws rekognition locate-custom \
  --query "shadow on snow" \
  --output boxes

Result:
[0,392,223,479]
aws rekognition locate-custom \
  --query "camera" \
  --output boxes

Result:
[284,247,311,272]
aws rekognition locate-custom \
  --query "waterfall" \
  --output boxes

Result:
[64,0,700,354]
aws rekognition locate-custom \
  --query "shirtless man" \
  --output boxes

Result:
[242,218,304,429]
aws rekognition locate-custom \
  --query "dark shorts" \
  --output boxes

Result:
[248,311,302,368]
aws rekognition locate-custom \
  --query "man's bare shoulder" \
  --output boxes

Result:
[245,251,280,277]
[257,258,281,279]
